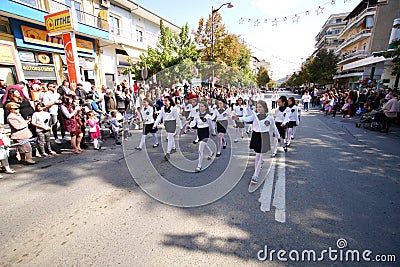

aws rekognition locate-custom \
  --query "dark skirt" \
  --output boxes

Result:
[235,121,245,128]
[164,120,176,133]
[143,123,157,135]
[197,127,209,142]
[275,122,287,139]
[216,120,228,133]
[287,121,297,128]
[183,111,190,120]
[250,131,271,153]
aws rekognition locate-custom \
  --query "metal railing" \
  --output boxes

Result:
[338,7,376,39]
[336,28,372,51]
[46,0,109,31]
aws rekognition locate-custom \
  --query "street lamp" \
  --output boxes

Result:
[211,2,233,88]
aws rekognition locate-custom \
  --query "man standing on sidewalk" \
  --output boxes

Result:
[301,91,312,112]
[381,93,400,133]
[42,84,68,144]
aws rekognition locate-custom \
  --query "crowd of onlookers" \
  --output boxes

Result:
[295,87,400,133]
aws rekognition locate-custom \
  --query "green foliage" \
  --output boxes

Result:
[122,20,199,86]
[256,66,270,87]
[193,12,255,86]
[382,39,400,76]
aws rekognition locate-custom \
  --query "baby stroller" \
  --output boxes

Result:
[356,109,384,131]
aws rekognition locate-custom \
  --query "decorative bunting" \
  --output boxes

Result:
[237,0,353,27]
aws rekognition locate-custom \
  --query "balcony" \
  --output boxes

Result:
[109,27,158,51]
[338,7,376,39]
[338,50,369,65]
[3,0,109,40]
[336,29,372,52]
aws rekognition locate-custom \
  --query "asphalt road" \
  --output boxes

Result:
[0,92,399,266]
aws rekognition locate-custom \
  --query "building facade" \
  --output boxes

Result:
[334,0,399,90]
[314,13,348,55]
[0,0,180,91]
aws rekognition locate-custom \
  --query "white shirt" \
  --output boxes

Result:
[302,94,312,103]
[275,107,290,124]
[32,111,51,132]
[213,107,231,121]
[141,105,154,124]
[189,113,213,129]
[287,106,299,125]
[111,117,120,132]
[234,105,246,117]
[154,106,182,129]
[239,111,279,137]
[188,104,199,119]
[271,93,279,101]
[42,91,60,115]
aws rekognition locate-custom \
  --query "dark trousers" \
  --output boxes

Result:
[304,102,309,111]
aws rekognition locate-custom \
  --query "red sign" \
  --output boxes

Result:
[62,33,78,86]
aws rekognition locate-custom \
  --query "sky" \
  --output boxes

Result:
[133,0,360,80]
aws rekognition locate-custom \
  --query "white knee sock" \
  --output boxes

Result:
[198,141,205,168]
[235,128,239,140]
[273,138,279,154]
[217,133,224,153]
[167,133,174,153]
[292,127,297,138]
[93,138,99,149]
[138,135,146,149]
[254,153,264,177]
[152,133,158,145]
[286,129,292,145]
[211,121,216,135]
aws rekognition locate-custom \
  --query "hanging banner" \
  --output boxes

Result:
[62,33,79,86]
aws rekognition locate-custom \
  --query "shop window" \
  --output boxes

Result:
[0,17,11,34]
[17,0,38,8]
[136,29,143,42]
[109,14,120,35]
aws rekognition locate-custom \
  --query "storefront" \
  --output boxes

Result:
[9,18,97,86]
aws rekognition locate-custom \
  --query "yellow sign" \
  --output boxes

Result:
[0,44,15,64]
[38,53,51,64]
[44,10,73,34]
[21,25,94,53]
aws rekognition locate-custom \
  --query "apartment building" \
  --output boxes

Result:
[0,0,180,89]
[314,13,348,55]
[334,0,399,89]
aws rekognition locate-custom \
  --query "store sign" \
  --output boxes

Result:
[38,53,51,64]
[21,63,56,80]
[0,44,15,64]
[21,25,94,53]
[19,51,35,62]
[62,33,78,85]
[44,10,74,34]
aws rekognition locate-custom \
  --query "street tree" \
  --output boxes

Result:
[307,49,338,86]
[256,66,270,87]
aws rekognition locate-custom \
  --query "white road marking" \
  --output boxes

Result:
[259,157,276,212]
[273,152,286,223]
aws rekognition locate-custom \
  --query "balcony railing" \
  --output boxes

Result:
[338,7,376,39]
[338,50,369,65]
[336,29,372,52]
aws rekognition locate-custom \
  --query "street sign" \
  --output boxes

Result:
[44,10,75,35]
[141,67,148,80]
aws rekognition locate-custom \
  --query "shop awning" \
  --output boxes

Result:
[342,56,386,71]
[334,72,364,79]
[122,45,143,60]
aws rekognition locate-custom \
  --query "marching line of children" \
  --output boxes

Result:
[131,95,302,180]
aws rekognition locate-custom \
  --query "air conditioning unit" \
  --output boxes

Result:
[100,0,110,8]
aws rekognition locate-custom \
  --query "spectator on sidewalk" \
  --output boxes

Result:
[301,91,312,112]
[42,83,65,144]
[60,95,83,154]
[0,124,16,176]
[31,103,56,157]
[104,89,116,113]
[381,93,400,133]
[6,102,35,165]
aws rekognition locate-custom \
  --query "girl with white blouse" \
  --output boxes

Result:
[187,101,214,173]
[286,97,299,147]
[135,98,159,151]
[273,96,290,156]
[153,96,182,160]
[233,100,279,183]
[213,99,234,157]
[233,97,246,142]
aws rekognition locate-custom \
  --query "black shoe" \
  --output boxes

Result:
[193,140,199,144]
[135,147,142,151]
[216,152,221,157]
[165,153,170,160]
[171,148,177,153]
[153,143,159,148]
[223,143,227,149]
[283,145,288,152]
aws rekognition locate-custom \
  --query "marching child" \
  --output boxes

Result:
[233,100,278,183]
[31,103,57,157]
[153,96,182,160]
[87,112,101,150]
[286,97,299,147]
[0,125,15,177]
[135,98,159,150]
[272,96,290,156]
[233,97,246,142]
[213,99,233,157]
[292,100,301,139]
[187,101,214,172]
